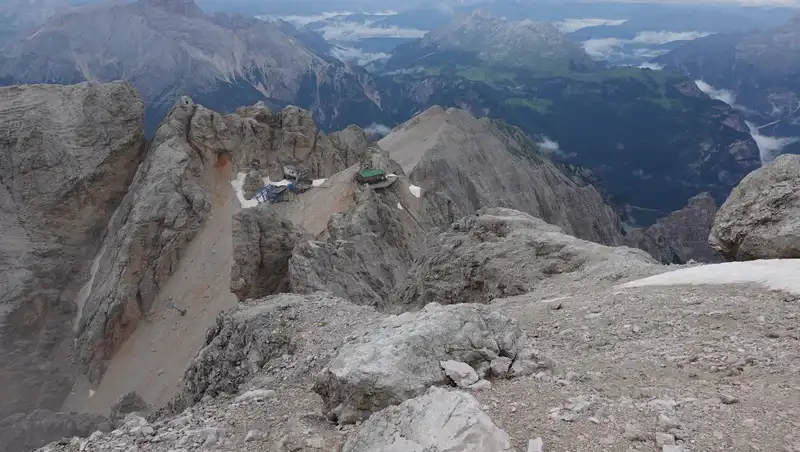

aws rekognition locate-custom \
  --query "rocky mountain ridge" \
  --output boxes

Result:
[386,10,596,72]
[656,14,800,144]
[0,0,387,136]
[3,80,799,452]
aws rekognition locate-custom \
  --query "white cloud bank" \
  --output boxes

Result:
[582,30,713,59]
[330,45,390,65]
[554,18,628,33]
[694,79,800,164]
[638,62,665,70]
[317,21,428,41]
[694,80,737,106]
[364,123,392,138]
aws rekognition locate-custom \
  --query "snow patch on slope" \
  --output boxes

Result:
[620,259,800,295]
[408,184,422,198]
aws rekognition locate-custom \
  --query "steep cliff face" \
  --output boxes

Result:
[379,106,625,246]
[0,81,146,417]
[624,193,721,264]
[74,99,373,385]
[710,154,800,261]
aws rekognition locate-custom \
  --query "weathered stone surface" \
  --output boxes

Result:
[441,360,480,388]
[0,409,109,452]
[0,81,146,418]
[710,154,800,260]
[74,98,217,384]
[379,106,625,246]
[289,177,453,307]
[313,303,541,423]
[109,391,150,427]
[74,99,370,385]
[170,293,361,412]
[394,208,656,310]
[625,193,721,264]
[241,170,264,201]
[231,206,310,301]
[341,387,516,452]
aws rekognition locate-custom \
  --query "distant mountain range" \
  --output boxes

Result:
[377,12,760,225]
[656,14,800,150]
[0,1,764,226]
[0,0,389,135]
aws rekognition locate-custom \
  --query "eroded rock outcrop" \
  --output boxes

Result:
[289,176,454,306]
[231,206,310,301]
[710,154,800,260]
[625,193,721,264]
[0,81,146,417]
[313,302,544,423]
[171,293,377,413]
[341,387,516,452]
[394,208,656,311]
[74,100,369,384]
[0,409,109,452]
[379,107,625,246]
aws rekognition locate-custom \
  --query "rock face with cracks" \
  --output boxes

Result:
[313,302,543,424]
[289,178,454,307]
[710,154,800,260]
[0,409,110,452]
[342,387,516,452]
[379,106,625,246]
[395,208,656,311]
[231,206,310,301]
[170,292,365,413]
[625,193,721,264]
[0,81,146,417]
[74,99,362,384]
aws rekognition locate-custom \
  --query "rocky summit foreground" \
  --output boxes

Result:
[1,86,798,452]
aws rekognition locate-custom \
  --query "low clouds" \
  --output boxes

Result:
[638,62,665,70]
[694,80,737,106]
[747,122,800,164]
[582,30,713,59]
[694,80,800,164]
[330,45,390,65]
[535,136,576,158]
[316,21,427,41]
[364,123,392,139]
[554,18,628,33]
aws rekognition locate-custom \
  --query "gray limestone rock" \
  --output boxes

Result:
[289,177,453,307]
[109,392,150,427]
[0,409,110,452]
[710,154,800,260]
[241,170,264,201]
[0,81,146,418]
[170,293,352,412]
[625,193,722,264]
[313,303,541,423]
[231,206,310,301]
[379,106,625,246]
[394,208,656,310]
[341,387,516,452]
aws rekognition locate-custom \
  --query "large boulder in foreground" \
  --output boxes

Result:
[0,81,146,418]
[342,387,515,452]
[710,154,800,260]
[394,208,656,311]
[170,293,377,413]
[313,303,543,424]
